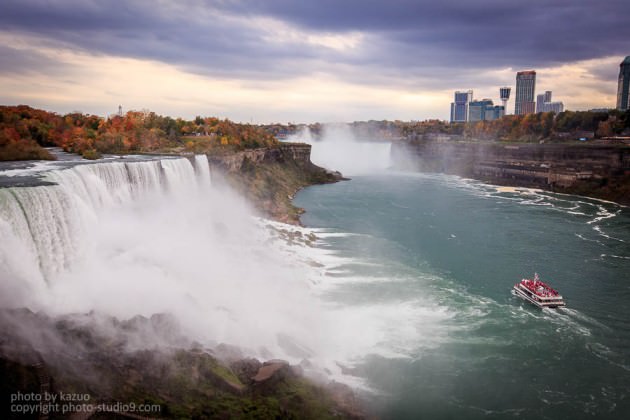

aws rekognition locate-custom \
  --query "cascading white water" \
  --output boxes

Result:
[0,156,331,366]
[194,154,212,188]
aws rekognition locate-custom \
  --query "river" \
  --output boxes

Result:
[294,172,630,419]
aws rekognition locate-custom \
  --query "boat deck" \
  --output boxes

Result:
[513,274,565,308]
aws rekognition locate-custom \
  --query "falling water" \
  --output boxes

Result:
[0,156,337,368]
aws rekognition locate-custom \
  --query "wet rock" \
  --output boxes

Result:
[328,381,365,419]
[229,357,261,385]
[252,359,291,384]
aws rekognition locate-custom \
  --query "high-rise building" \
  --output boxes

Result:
[468,99,504,122]
[536,93,546,113]
[520,101,536,115]
[546,102,564,113]
[468,99,491,122]
[486,105,506,121]
[617,56,630,111]
[450,90,473,122]
[515,70,536,115]
[536,91,564,113]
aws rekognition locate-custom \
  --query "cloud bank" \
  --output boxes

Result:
[0,0,628,121]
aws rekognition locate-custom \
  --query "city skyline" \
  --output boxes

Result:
[0,0,629,123]
[449,69,574,122]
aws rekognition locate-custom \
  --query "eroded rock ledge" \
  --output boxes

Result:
[392,140,630,204]
[206,143,344,224]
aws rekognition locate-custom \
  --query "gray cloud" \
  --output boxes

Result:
[0,0,628,89]
[0,45,73,76]
[214,0,630,67]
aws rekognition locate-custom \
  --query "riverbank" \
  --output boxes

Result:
[391,140,630,205]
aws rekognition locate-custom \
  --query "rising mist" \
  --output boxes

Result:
[288,124,392,176]
[0,157,341,373]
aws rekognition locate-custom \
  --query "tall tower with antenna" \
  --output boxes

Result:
[118,105,123,117]
[499,87,511,115]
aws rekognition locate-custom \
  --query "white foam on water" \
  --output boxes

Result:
[601,254,630,260]
[592,225,625,242]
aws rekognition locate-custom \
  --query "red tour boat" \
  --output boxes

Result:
[512,273,565,308]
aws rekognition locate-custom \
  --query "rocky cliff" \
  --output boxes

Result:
[392,140,630,204]
[206,142,343,224]
[206,142,313,171]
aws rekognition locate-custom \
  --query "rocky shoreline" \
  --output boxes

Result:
[392,140,630,205]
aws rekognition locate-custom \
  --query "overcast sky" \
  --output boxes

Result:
[1,0,628,123]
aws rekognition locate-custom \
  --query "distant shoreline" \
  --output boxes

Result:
[391,139,630,206]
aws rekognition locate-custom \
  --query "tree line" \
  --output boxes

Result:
[402,110,630,142]
[3,105,629,161]
[0,105,278,161]
[265,110,630,143]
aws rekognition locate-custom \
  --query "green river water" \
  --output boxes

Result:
[295,172,630,420]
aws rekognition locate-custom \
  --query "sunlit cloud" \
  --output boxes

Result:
[0,32,442,122]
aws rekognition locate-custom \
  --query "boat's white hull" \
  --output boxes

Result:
[512,286,565,309]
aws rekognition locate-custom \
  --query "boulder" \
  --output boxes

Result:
[229,358,262,385]
[252,359,291,384]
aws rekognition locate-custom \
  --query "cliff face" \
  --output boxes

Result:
[206,142,343,224]
[392,140,630,204]
[206,142,313,172]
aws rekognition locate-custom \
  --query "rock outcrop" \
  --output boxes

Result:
[206,142,344,224]
[206,142,313,172]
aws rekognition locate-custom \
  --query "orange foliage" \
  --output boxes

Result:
[0,105,280,160]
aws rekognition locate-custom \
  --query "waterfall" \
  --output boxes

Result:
[0,155,327,363]
[194,154,212,188]
[0,157,213,285]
